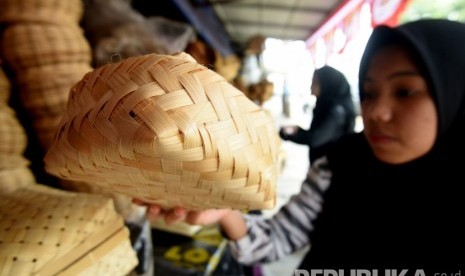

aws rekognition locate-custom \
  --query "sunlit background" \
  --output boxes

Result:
[255,0,465,133]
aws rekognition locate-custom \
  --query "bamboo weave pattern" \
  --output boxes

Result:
[0,185,138,275]
[45,53,280,210]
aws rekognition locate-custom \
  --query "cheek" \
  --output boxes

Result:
[402,103,437,156]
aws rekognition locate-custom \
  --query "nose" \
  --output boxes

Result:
[363,97,393,122]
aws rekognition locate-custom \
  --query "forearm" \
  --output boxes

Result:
[219,210,247,240]
[283,127,312,145]
[228,157,332,265]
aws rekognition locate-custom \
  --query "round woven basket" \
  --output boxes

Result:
[0,184,138,275]
[15,63,93,117]
[0,106,29,170]
[0,66,30,174]
[2,24,92,71]
[32,114,64,150]
[0,167,35,194]
[0,0,83,25]
[0,66,11,104]
[45,52,280,210]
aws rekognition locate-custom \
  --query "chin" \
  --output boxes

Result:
[372,151,415,165]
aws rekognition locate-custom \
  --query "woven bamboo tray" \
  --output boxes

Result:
[45,52,280,210]
[0,0,83,25]
[0,184,138,275]
[2,24,91,71]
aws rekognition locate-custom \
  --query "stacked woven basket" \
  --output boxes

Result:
[0,65,35,194]
[0,0,147,220]
[45,52,281,210]
[0,64,138,275]
[0,0,93,150]
[0,0,139,274]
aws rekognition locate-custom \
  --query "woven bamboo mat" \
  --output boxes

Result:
[45,52,281,210]
[0,184,138,275]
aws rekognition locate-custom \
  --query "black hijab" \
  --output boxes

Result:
[359,19,465,155]
[300,19,465,269]
[311,65,355,133]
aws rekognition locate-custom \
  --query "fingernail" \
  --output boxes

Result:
[174,208,185,216]
[149,205,159,215]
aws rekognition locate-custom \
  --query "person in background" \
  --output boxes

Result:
[136,19,465,270]
[279,65,356,164]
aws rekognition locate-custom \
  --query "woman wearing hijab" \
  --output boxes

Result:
[138,19,465,269]
[279,66,356,164]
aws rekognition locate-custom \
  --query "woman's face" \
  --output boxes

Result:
[361,44,437,164]
[311,74,320,98]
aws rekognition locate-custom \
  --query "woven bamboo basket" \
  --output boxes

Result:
[0,66,32,192]
[44,52,280,210]
[0,0,83,25]
[0,66,10,104]
[2,24,92,71]
[32,114,64,150]
[0,167,35,194]
[0,67,28,170]
[0,184,138,275]
[0,81,33,194]
[15,63,93,117]
[0,105,30,170]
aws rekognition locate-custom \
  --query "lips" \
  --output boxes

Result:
[366,131,395,144]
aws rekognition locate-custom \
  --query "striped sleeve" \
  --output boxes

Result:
[228,156,332,265]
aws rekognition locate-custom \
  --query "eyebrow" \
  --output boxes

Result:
[365,70,420,83]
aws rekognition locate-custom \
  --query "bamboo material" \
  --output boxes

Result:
[0,66,32,191]
[2,24,91,71]
[0,67,10,104]
[0,68,29,170]
[0,107,30,170]
[15,63,93,117]
[0,184,138,275]
[0,167,35,194]
[45,52,280,210]
[0,0,83,25]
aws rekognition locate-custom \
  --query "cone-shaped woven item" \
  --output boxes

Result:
[44,53,280,210]
[0,184,138,275]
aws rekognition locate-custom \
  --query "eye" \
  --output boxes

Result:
[395,88,416,98]
[361,90,376,100]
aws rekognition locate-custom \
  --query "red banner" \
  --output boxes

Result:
[371,0,411,27]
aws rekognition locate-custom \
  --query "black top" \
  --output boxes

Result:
[300,133,464,269]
